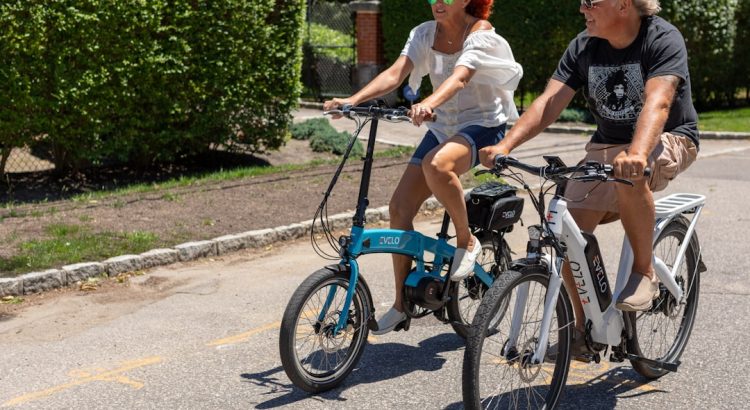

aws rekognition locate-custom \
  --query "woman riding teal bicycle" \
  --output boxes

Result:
[323,0,522,335]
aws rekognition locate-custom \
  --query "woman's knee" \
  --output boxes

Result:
[421,152,451,179]
[389,198,417,227]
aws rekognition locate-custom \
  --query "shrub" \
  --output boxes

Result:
[0,0,305,173]
[661,0,740,108]
[557,108,594,123]
[304,23,355,63]
[310,129,363,157]
[381,0,745,110]
[291,118,334,140]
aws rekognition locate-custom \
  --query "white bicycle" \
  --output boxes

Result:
[462,155,706,409]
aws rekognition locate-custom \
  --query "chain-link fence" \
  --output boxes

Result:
[302,0,355,100]
[0,146,55,175]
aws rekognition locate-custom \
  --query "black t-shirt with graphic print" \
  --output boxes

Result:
[553,16,699,148]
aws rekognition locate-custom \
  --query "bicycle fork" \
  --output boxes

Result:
[314,258,362,336]
[503,256,565,365]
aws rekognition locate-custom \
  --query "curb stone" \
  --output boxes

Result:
[104,255,144,276]
[0,204,408,297]
[0,277,23,297]
[22,269,65,294]
[140,249,180,269]
[62,262,105,284]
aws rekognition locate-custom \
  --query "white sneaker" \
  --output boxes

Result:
[450,235,482,282]
[371,307,407,335]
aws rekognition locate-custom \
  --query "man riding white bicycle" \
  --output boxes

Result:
[480,0,698,359]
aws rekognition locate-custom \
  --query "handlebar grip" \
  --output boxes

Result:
[406,109,437,122]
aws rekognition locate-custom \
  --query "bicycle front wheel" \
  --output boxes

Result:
[463,266,573,409]
[279,266,372,393]
[448,233,512,339]
[626,216,701,379]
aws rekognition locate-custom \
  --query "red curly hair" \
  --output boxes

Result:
[465,0,494,20]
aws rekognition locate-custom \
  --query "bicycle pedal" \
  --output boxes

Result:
[394,318,411,332]
[366,316,379,332]
[609,353,625,363]
[626,354,680,372]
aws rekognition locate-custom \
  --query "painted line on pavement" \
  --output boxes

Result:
[3,356,164,407]
[207,321,281,347]
[207,314,378,347]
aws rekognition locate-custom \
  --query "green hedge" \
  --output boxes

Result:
[381,1,745,109]
[294,118,363,156]
[661,0,741,108]
[304,23,355,63]
[735,0,750,100]
[0,0,305,173]
[381,1,580,105]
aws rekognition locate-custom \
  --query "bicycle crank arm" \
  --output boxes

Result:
[626,354,681,373]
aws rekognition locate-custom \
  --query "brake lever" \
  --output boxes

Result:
[609,177,634,186]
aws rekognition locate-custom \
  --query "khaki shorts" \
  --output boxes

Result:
[565,132,698,213]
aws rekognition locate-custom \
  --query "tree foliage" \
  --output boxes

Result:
[380,0,746,109]
[0,0,305,173]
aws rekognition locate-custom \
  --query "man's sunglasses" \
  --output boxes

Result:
[581,0,607,8]
[428,0,454,5]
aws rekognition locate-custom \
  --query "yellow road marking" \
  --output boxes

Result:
[207,308,376,347]
[3,356,163,407]
[207,321,281,346]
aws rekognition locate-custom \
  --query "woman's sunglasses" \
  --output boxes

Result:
[581,0,607,8]
[428,0,455,5]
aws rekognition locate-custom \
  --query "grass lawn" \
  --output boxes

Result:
[698,107,750,132]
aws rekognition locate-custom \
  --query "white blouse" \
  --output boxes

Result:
[401,21,523,142]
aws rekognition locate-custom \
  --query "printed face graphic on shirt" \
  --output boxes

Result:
[588,64,644,123]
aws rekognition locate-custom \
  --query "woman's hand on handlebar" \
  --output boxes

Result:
[408,103,433,127]
[479,145,510,169]
[323,98,355,120]
[612,150,649,181]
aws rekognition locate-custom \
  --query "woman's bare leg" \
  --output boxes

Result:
[389,164,433,311]
[421,137,474,249]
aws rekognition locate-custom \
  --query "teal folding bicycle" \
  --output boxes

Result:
[278,104,524,393]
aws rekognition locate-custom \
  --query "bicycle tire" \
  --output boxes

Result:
[463,266,573,409]
[279,266,373,393]
[626,216,701,379]
[447,233,511,339]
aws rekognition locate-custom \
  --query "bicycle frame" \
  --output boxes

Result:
[321,109,495,334]
[509,192,705,364]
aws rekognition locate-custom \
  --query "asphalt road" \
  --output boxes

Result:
[1,131,749,409]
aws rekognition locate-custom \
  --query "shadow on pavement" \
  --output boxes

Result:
[242,332,464,408]
[443,363,666,409]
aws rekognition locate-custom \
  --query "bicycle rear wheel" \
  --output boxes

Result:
[279,266,372,393]
[448,233,512,339]
[626,216,701,379]
[463,266,573,409]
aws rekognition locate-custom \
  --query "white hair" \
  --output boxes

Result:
[632,0,661,16]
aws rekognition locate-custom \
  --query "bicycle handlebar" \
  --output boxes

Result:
[489,155,651,185]
[324,104,436,122]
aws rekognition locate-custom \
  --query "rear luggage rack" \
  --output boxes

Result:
[654,193,705,218]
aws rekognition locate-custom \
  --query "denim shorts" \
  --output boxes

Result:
[409,124,506,168]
